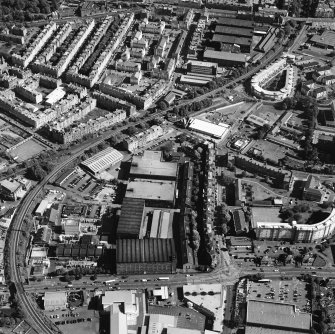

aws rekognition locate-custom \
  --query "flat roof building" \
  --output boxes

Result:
[216,17,254,29]
[311,30,335,49]
[125,179,176,208]
[203,50,247,67]
[212,34,252,52]
[246,300,311,333]
[43,291,67,311]
[188,118,230,139]
[130,151,178,180]
[80,147,123,175]
[0,179,22,200]
[215,25,253,38]
[110,312,127,334]
[63,219,81,236]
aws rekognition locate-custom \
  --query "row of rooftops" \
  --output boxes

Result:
[35,22,73,64]
[56,20,95,75]
[14,22,57,62]
[87,13,134,84]
[69,16,114,73]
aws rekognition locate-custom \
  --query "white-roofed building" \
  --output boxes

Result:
[110,312,127,334]
[43,291,67,311]
[35,199,49,216]
[148,314,177,334]
[167,329,201,334]
[80,147,123,175]
[102,290,139,317]
[188,118,230,139]
[45,87,66,106]
[153,286,169,300]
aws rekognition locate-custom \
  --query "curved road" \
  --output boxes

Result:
[8,44,286,333]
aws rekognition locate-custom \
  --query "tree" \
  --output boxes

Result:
[284,23,292,35]
[158,101,168,111]
[63,274,72,283]
[126,126,137,136]
[256,124,270,139]
[108,134,121,146]
[253,273,265,281]
[26,163,47,181]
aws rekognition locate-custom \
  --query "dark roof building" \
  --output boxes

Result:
[216,17,254,28]
[212,34,252,52]
[246,300,311,333]
[116,238,177,274]
[232,210,248,235]
[203,50,247,67]
[117,198,145,238]
[311,30,335,49]
[215,25,253,38]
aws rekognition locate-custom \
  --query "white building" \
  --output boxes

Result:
[251,54,296,101]
[253,207,335,242]
[188,118,230,139]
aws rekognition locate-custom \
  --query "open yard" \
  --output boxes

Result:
[9,138,48,162]
[247,139,293,164]
[248,103,285,127]
[201,102,255,126]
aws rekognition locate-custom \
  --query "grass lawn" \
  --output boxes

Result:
[9,138,47,162]
[313,255,327,267]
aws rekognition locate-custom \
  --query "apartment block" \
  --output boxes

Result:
[92,91,136,116]
[34,23,73,64]
[15,85,43,104]
[68,16,113,73]
[123,125,166,152]
[50,109,127,144]
[12,22,57,68]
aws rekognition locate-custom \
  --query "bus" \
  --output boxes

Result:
[158,277,170,281]
[104,280,116,285]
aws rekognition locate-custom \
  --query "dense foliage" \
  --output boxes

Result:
[0,0,59,22]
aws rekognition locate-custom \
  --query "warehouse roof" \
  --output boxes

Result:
[110,312,128,334]
[246,300,311,332]
[117,198,145,236]
[212,34,252,46]
[167,328,201,334]
[43,291,67,308]
[203,50,247,63]
[80,147,123,175]
[215,25,253,37]
[216,17,254,28]
[311,30,335,48]
[125,179,176,203]
[0,179,21,193]
[188,118,230,139]
[189,60,218,68]
[130,151,178,180]
[245,326,302,334]
[232,210,247,233]
[116,238,176,263]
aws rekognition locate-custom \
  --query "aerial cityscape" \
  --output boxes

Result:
[1,0,335,333]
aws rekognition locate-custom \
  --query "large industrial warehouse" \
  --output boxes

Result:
[80,147,123,175]
[116,238,177,274]
[203,50,247,67]
[188,118,230,139]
